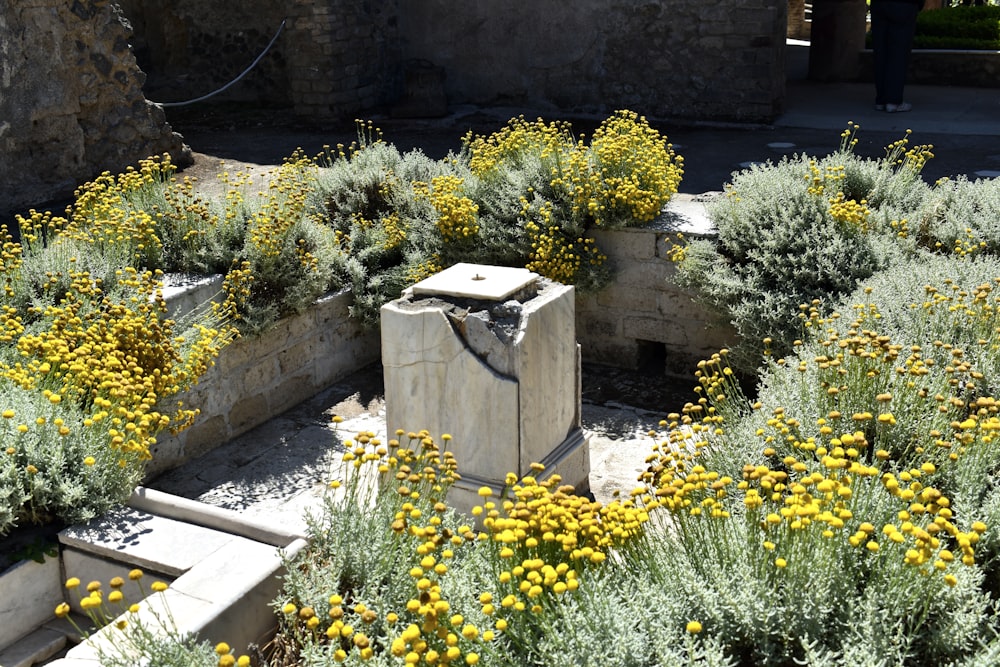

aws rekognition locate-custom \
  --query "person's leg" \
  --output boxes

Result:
[870,3,891,106]
[882,2,919,105]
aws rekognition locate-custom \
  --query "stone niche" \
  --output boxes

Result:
[381,264,590,512]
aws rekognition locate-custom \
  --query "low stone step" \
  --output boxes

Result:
[0,626,67,667]
[60,506,242,579]
[0,556,62,653]
[0,488,308,666]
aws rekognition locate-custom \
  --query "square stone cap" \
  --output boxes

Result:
[410,263,538,300]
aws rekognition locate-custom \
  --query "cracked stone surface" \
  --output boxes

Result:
[382,277,580,490]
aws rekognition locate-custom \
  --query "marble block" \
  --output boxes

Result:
[381,266,590,512]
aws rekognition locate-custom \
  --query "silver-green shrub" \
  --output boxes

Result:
[671,129,938,371]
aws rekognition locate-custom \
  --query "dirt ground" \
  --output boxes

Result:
[167,102,1000,198]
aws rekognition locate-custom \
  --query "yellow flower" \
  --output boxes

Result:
[775,558,788,568]
[65,577,80,590]
[54,602,71,618]
[215,642,231,656]
[686,620,703,634]
[83,456,96,466]
[151,581,168,592]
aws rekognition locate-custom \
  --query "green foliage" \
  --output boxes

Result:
[669,127,951,372]
[307,141,455,325]
[866,5,1000,49]
[308,113,681,324]
[916,6,1000,50]
[642,255,1000,665]
[913,176,1000,258]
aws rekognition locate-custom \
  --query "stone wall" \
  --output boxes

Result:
[148,289,380,477]
[114,0,784,123]
[0,0,188,218]
[284,0,401,119]
[577,222,737,377]
[397,0,787,123]
[115,0,291,105]
[114,0,402,118]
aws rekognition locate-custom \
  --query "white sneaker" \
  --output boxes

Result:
[885,102,912,113]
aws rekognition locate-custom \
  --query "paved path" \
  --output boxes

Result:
[151,364,673,525]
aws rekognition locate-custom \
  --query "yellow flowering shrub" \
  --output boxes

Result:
[583,110,684,227]
[0,156,251,534]
[626,259,1000,664]
[520,198,606,285]
[465,110,682,230]
[0,258,235,531]
[272,429,501,666]
[416,176,480,242]
[17,156,174,270]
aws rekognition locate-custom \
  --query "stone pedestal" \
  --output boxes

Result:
[381,263,590,513]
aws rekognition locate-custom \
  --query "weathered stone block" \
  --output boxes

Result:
[656,288,705,318]
[595,283,658,313]
[269,373,317,415]
[580,338,640,369]
[241,357,280,394]
[228,393,269,433]
[577,309,621,337]
[623,315,690,347]
[177,414,229,463]
[278,339,316,376]
[382,305,521,476]
[382,269,587,511]
[612,260,671,290]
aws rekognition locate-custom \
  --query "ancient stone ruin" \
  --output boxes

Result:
[1,0,189,219]
[381,264,590,512]
[2,0,787,219]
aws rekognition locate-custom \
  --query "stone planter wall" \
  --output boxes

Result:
[150,223,729,478]
[147,289,380,478]
[578,226,736,378]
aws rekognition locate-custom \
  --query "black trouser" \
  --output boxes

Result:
[870,1,920,105]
